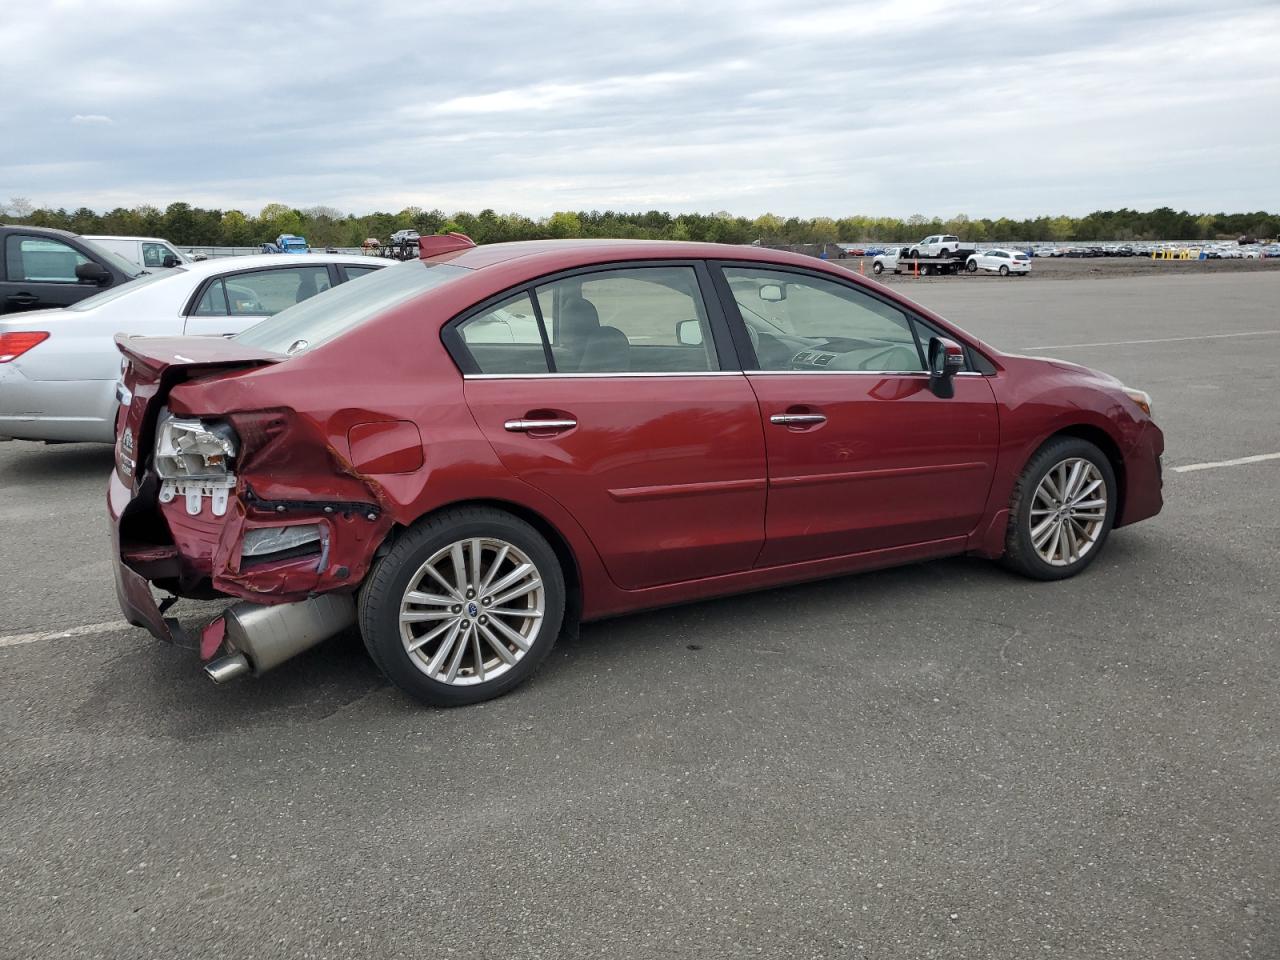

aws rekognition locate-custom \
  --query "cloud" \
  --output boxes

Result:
[0,0,1277,217]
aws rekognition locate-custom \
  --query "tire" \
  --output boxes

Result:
[358,507,566,706]
[909,248,920,259]
[966,259,977,272]
[872,261,884,275]
[1002,437,1117,581]
[999,264,1010,276]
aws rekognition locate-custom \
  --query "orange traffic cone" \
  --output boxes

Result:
[914,259,920,278]
[859,259,864,275]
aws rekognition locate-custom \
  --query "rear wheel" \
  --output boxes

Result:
[359,507,565,706]
[999,264,1010,276]
[1002,437,1117,581]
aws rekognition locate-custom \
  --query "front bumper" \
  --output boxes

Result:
[1116,420,1165,527]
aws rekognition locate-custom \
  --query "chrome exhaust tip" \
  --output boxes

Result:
[205,652,251,684]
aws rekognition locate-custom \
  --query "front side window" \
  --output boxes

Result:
[721,266,926,373]
[142,242,172,267]
[534,266,717,373]
[4,235,90,283]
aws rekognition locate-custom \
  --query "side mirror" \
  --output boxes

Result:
[758,283,786,302]
[927,336,965,398]
[675,318,703,346]
[75,261,112,285]
[161,254,181,268]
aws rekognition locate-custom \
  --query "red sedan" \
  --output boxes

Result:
[109,235,1164,706]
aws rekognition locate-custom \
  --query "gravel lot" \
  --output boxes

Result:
[841,252,1280,282]
[1,271,1277,959]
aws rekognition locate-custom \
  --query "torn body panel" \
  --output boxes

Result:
[109,336,397,657]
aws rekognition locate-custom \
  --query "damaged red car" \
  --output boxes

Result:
[108,235,1164,706]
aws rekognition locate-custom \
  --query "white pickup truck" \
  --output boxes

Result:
[908,235,968,258]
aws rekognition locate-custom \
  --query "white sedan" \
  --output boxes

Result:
[965,249,1032,275]
[0,254,386,443]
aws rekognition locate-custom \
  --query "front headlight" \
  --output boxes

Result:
[1122,387,1153,417]
[155,415,238,480]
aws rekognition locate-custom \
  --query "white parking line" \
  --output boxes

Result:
[1172,452,1280,474]
[0,620,130,649]
[1022,330,1280,351]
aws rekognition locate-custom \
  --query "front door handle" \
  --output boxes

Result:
[769,413,826,426]
[7,293,38,306]
[504,418,577,433]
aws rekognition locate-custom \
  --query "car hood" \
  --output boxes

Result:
[998,352,1125,387]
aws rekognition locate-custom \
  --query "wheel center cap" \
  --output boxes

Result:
[466,601,479,618]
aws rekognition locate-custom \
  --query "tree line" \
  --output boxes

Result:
[3,197,1275,247]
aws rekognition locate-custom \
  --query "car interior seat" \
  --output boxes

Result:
[559,297,630,371]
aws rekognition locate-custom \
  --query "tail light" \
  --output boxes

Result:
[0,332,50,362]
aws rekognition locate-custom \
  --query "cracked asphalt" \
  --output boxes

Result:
[1,271,1277,959]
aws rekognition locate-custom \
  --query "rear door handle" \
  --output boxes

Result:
[7,293,38,306]
[769,413,826,426]
[504,418,577,433]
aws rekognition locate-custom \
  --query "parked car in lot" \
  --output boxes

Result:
[107,236,1164,707]
[390,229,421,246]
[1,225,143,314]
[0,254,386,443]
[82,235,189,270]
[966,249,1032,275]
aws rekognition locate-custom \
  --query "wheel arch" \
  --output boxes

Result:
[1044,423,1126,522]
[374,497,584,633]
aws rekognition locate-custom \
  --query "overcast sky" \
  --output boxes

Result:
[2,0,1277,219]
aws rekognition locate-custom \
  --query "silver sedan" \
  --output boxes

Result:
[0,254,386,443]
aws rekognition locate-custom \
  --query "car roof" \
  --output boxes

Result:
[175,253,387,276]
[82,235,172,243]
[0,223,79,239]
[426,238,845,275]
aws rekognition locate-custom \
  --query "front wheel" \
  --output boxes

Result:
[872,261,884,275]
[1002,437,1117,581]
[359,507,566,706]
[967,259,978,272]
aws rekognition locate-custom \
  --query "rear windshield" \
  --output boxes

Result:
[234,259,469,355]
[67,268,180,310]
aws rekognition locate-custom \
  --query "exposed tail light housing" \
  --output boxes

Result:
[154,414,239,516]
[0,331,50,362]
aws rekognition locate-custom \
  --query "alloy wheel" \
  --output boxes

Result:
[1030,458,1108,566]
[398,537,545,685]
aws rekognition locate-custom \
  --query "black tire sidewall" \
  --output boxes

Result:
[360,510,565,706]
[1009,438,1117,580]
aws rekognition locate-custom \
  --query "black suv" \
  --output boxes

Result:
[0,225,142,314]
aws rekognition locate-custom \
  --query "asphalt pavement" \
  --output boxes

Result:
[1,272,1277,959]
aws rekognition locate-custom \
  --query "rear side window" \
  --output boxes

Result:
[458,292,549,374]
[536,266,717,373]
[193,281,230,316]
